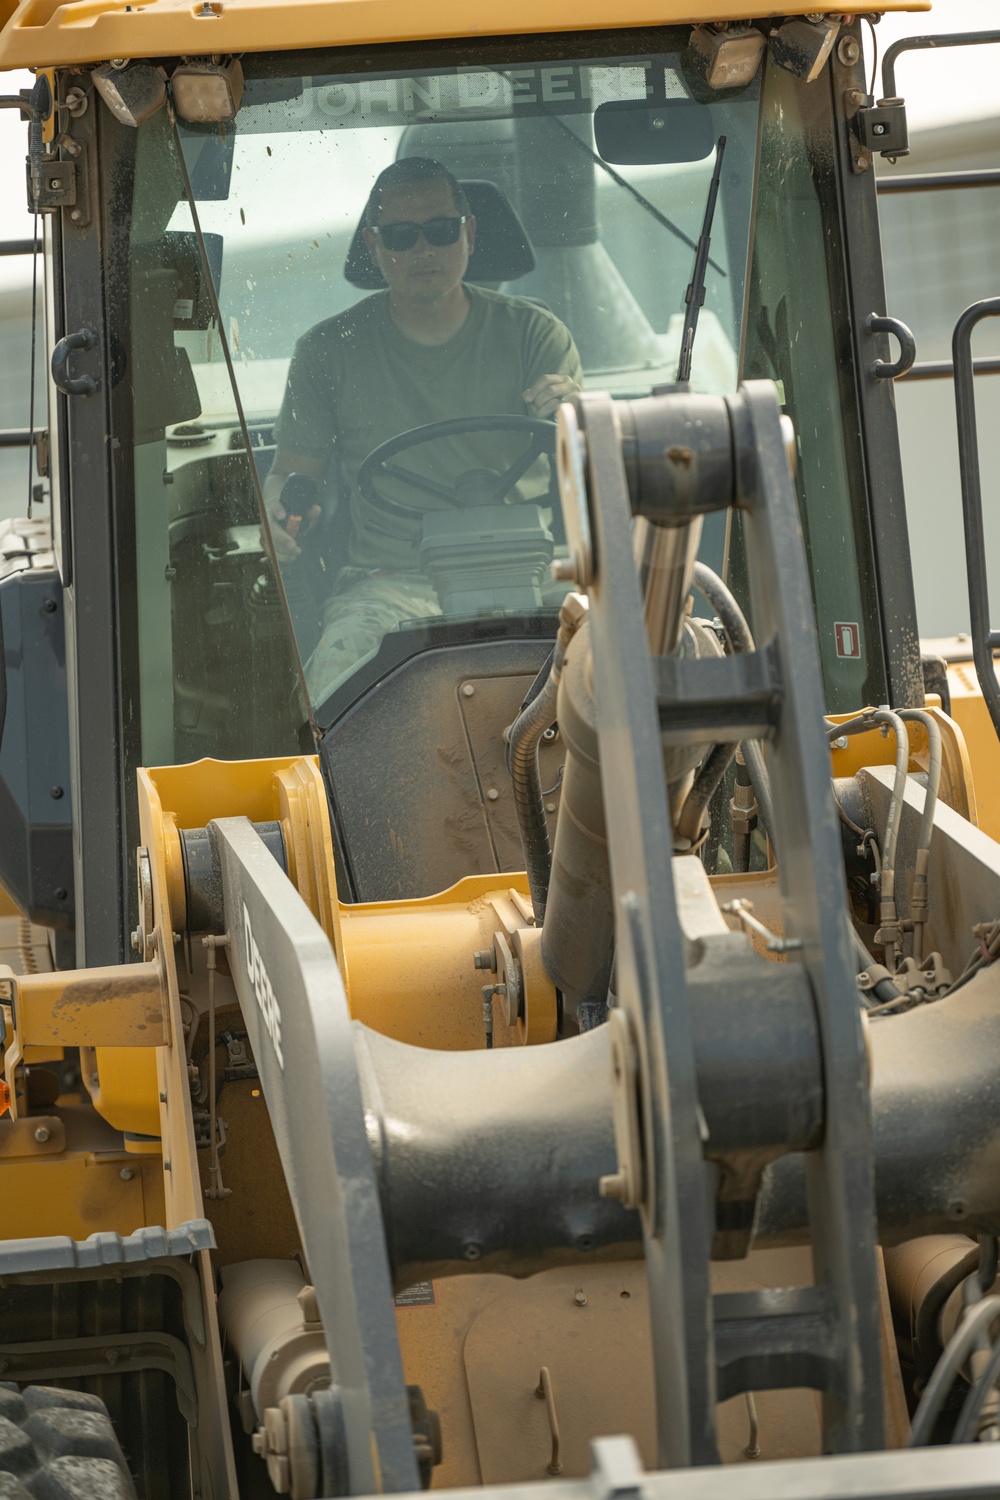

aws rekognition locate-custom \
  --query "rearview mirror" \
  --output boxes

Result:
[594,98,715,165]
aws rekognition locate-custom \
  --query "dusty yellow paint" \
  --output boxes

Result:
[0,0,930,71]
[144,756,541,1051]
[88,1044,161,1136]
[827,703,977,827]
[945,659,1000,841]
[13,960,167,1048]
[0,1149,164,1241]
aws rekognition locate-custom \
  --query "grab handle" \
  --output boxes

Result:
[867,314,916,380]
[51,327,99,397]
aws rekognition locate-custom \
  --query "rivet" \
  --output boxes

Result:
[573,1289,587,1306]
[43,597,57,613]
[486,788,499,801]
[461,682,475,697]
[34,1125,50,1143]
[120,1167,134,1181]
[50,785,64,800]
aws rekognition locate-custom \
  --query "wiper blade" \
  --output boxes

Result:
[676,134,726,385]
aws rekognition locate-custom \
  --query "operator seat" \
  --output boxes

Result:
[343,179,536,289]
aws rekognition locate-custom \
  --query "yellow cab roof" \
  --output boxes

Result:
[0,0,930,72]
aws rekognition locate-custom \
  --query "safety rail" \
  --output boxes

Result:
[952,300,1000,743]
[877,170,1000,195]
[882,30,1000,102]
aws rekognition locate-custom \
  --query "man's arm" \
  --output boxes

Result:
[523,372,580,419]
[266,328,335,560]
[520,310,584,418]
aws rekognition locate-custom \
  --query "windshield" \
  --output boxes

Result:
[122,32,760,756]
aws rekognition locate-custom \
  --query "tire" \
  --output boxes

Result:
[0,1383,137,1500]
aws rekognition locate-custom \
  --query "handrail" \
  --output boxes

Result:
[877,170,1000,195]
[0,240,40,258]
[952,299,1000,743]
[901,358,1000,383]
[882,31,1000,102]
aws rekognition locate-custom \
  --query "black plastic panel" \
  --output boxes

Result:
[0,569,73,927]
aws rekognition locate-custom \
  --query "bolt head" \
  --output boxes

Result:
[837,35,861,66]
[33,1125,50,1143]
[486,788,499,801]
[573,1289,588,1306]
[130,928,142,953]
[551,557,578,583]
[461,682,475,697]
[120,1167,134,1181]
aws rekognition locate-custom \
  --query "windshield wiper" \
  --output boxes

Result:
[676,134,726,385]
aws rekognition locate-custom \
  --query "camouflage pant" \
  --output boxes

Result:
[303,569,441,706]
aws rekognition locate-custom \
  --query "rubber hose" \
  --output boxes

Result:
[898,707,943,855]
[678,741,735,843]
[507,639,565,923]
[686,562,775,849]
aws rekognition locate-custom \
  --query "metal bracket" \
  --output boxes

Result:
[26,156,75,213]
[559,382,884,1461]
[210,816,420,1495]
[857,98,909,159]
[0,1330,197,1423]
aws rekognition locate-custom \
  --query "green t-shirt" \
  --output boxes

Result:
[274,284,582,569]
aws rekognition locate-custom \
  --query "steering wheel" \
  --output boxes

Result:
[356,415,557,516]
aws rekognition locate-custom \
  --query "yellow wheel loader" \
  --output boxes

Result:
[2,3,1000,1497]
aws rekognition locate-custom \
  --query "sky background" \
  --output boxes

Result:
[0,0,996,284]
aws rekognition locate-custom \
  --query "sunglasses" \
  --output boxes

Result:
[372,215,468,252]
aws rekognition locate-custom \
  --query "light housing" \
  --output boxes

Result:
[687,24,765,91]
[170,57,244,123]
[770,16,842,84]
[91,62,166,128]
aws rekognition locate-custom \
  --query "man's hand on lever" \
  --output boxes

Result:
[523,373,581,420]
[262,448,326,562]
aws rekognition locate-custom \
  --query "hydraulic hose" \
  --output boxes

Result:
[692,560,752,654]
[899,708,943,966]
[908,1294,1000,1446]
[676,742,734,847]
[828,709,910,964]
[506,596,587,924]
[685,562,775,851]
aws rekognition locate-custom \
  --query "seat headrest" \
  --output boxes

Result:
[344,179,536,290]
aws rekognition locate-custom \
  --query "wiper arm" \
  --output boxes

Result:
[676,134,726,385]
